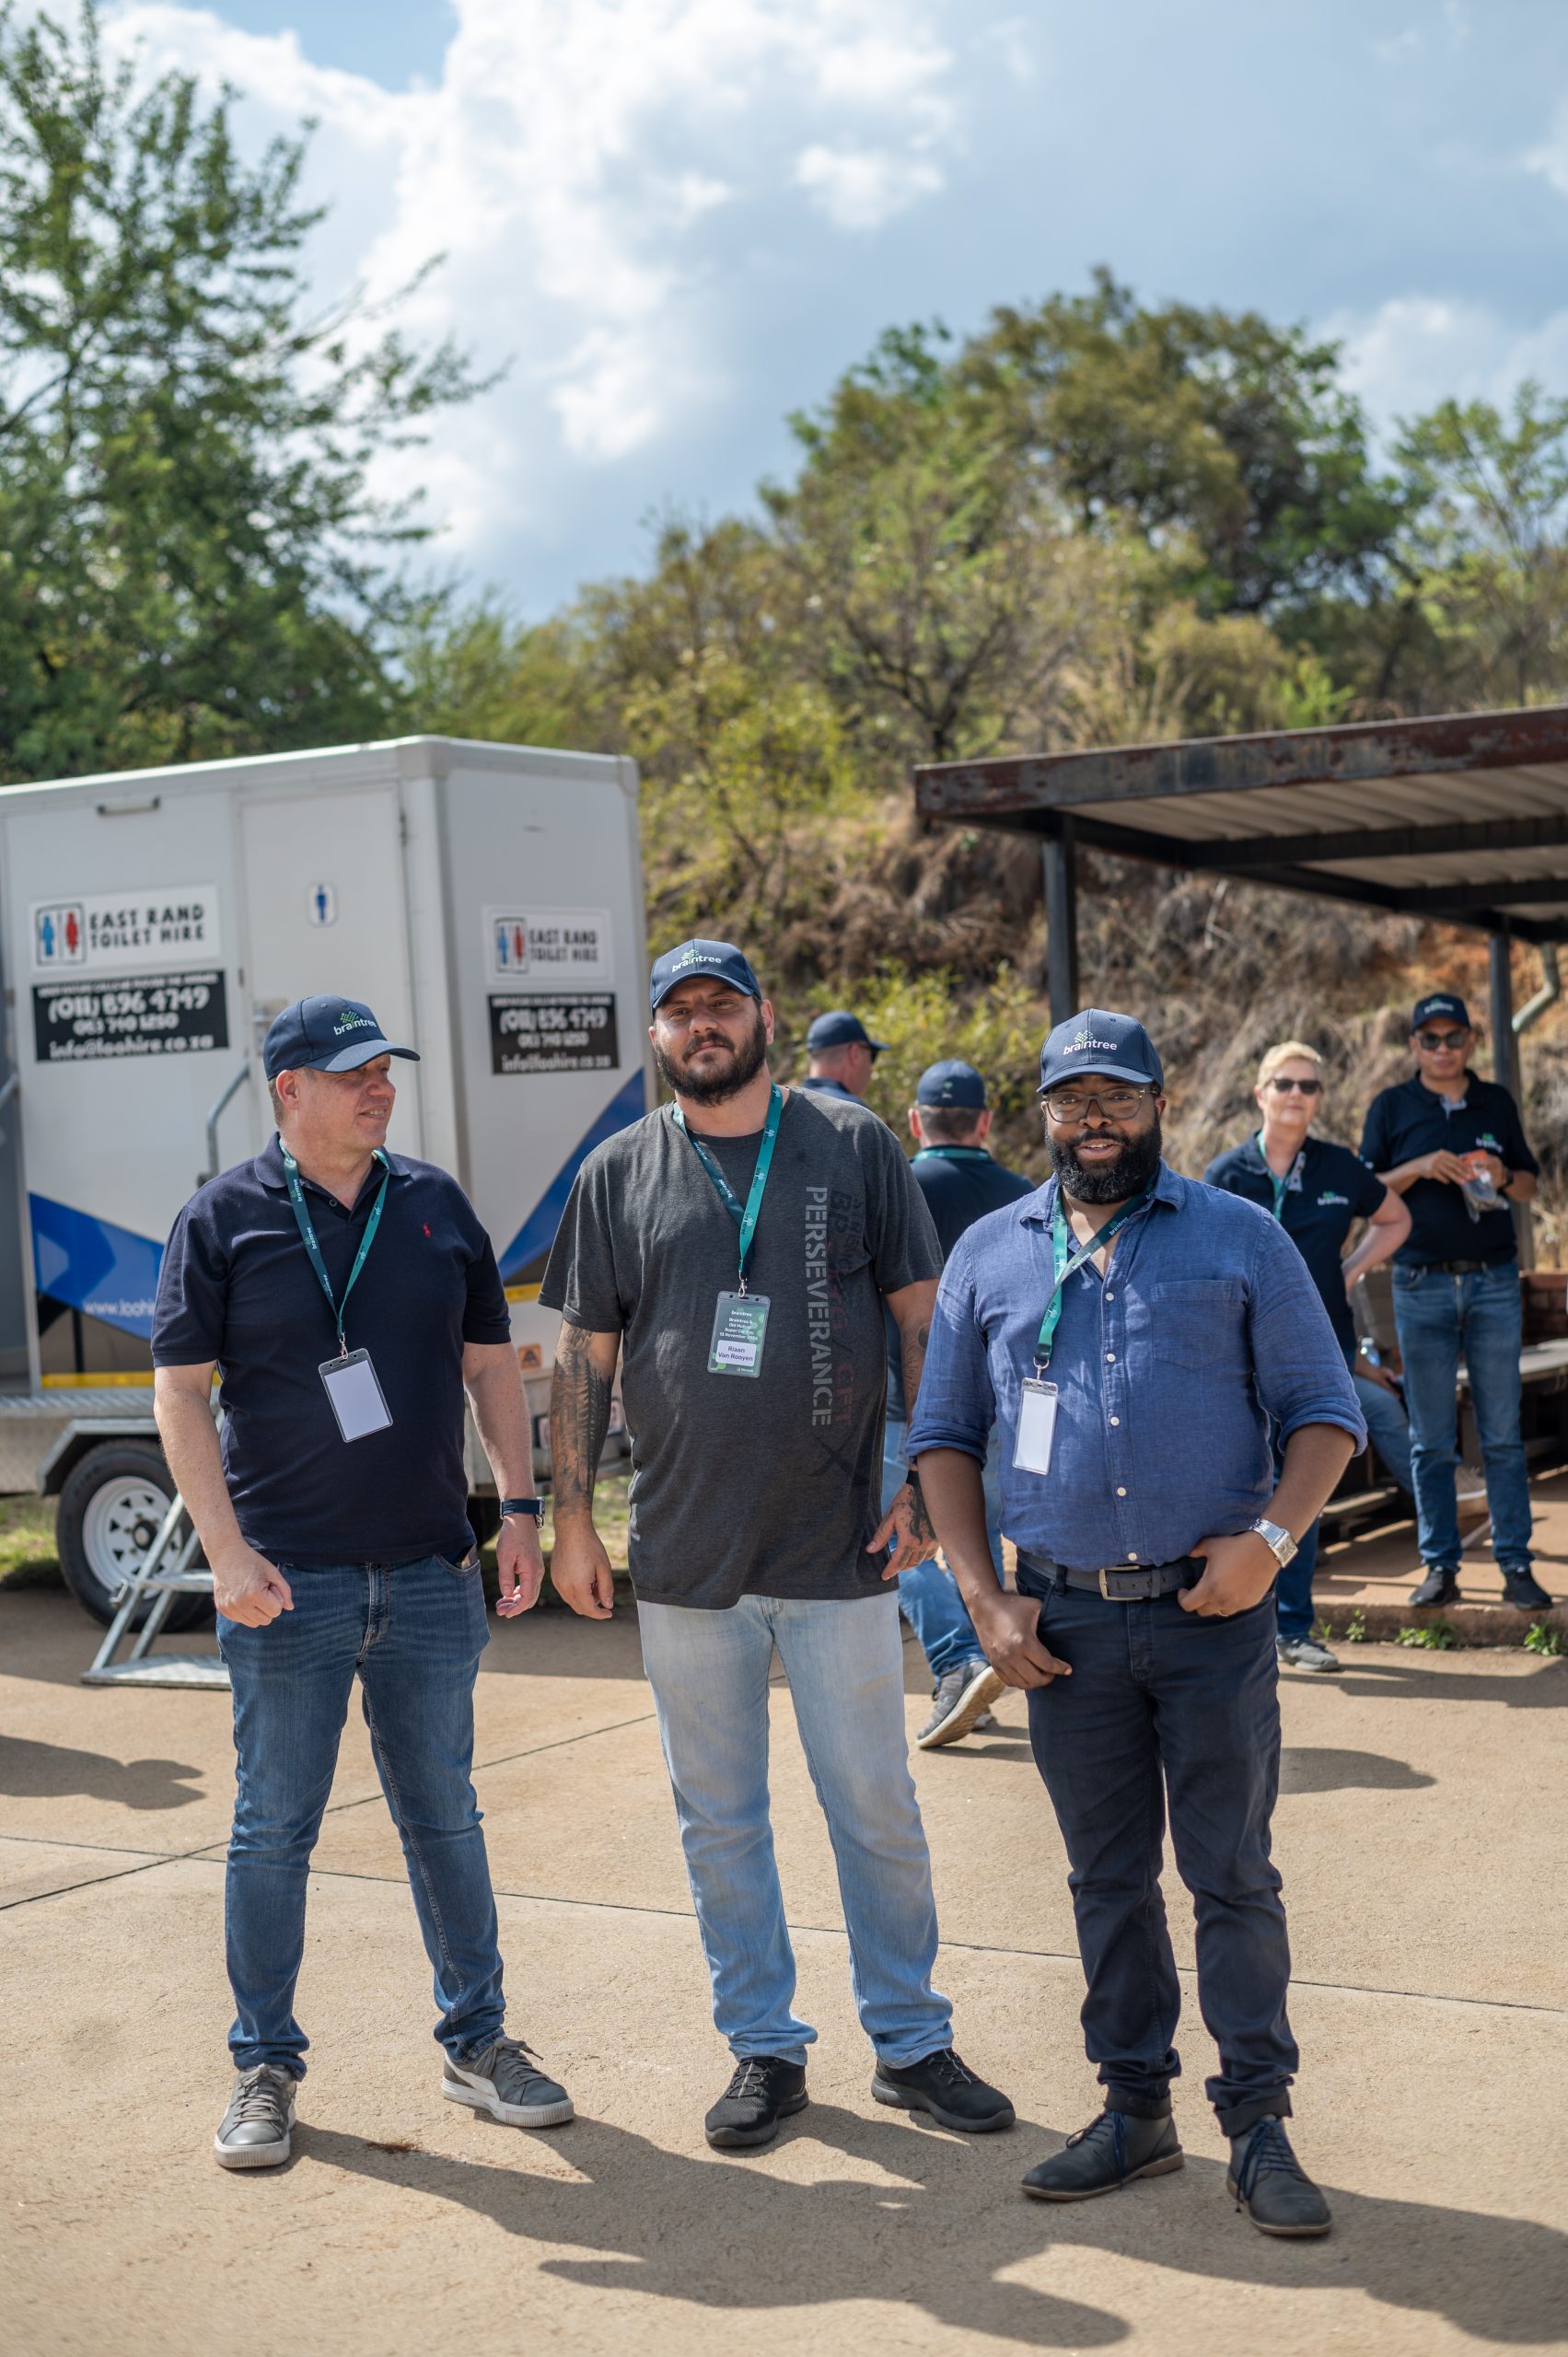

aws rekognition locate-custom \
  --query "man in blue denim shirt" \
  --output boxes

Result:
[910,1009,1364,2238]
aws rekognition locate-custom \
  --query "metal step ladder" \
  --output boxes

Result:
[82,1490,229,1689]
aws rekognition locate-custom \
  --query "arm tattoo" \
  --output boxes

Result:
[903,1482,935,1544]
[900,1319,930,1423]
[551,1323,614,1515]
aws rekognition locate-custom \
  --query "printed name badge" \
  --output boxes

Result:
[1014,1377,1059,1476]
[319,1349,393,1442]
[708,1291,771,1378]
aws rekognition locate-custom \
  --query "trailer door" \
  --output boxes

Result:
[238,788,424,1153]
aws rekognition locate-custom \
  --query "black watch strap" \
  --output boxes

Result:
[500,1497,545,1523]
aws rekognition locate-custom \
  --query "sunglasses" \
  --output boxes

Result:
[1414,1030,1468,1052]
[1265,1076,1321,1095]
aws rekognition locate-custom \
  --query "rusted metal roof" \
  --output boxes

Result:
[912,703,1568,941]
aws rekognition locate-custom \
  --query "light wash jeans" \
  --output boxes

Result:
[882,1414,1000,1681]
[636,1591,953,2067]
[216,1553,502,2075]
[1276,1348,1416,1642]
[1393,1260,1533,1574]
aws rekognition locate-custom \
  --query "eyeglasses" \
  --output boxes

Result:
[1040,1086,1154,1123]
[1414,1030,1468,1052]
[1265,1076,1321,1096]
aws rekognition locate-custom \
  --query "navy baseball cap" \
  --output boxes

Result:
[262,996,418,1082]
[1411,993,1471,1032]
[649,938,761,1014]
[1038,1007,1164,1096]
[807,1009,888,1055]
[917,1059,987,1109]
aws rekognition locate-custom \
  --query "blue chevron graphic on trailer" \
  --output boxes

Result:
[30,1194,164,1339]
[498,1069,646,1283]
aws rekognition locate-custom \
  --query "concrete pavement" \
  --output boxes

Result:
[3,1584,1565,2355]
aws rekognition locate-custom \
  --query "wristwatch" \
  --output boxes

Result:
[500,1497,545,1524]
[1250,1516,1297,1570]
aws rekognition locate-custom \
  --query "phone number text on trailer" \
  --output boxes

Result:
[33,970,231,1062]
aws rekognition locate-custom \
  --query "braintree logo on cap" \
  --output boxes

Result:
[332,1007,376,1038]
[1066,1029,1120,1056]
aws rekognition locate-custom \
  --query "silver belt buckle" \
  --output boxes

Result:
[1098,1568,1114,1599]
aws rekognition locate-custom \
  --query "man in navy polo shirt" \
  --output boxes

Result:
[800,1008,887,1102]
[153,994,574,2171]
[883,1061,1033,1746]
[1360,993,1550,1612]
[911,1008,1363,2236]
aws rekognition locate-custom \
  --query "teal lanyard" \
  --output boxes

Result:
[1034,1184,1155,1373]
[1259,1134,1304,1222]
[672,1085,783,1294]
[280,1143,390,1355]
[913,1146,993,1163]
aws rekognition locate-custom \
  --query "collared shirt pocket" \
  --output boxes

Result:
[1125,1277,1247,1371]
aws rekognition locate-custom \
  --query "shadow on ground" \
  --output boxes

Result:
[1277,1747,1435,1793]
[296,2107,1568,2347]
[0,1733,205,1810]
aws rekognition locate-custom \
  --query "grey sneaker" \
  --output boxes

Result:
[917,1658,1005,1749]
[1227,2116,1331,2237]
[1455,1462,1488,1504]
[443,2037,575,2128]
[214,2063,296,2170]
[1276,1634,1341,1674]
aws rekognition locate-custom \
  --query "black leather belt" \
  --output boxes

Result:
[1423,1258,1502,1275]
[1016,1549,1201,1602]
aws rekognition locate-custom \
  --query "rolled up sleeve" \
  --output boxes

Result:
[906,1234,996,1464]
[1248,1220,1366,1449]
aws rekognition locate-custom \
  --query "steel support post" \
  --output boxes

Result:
[1044,820,1080,1028]
[1489,929,1535,1268]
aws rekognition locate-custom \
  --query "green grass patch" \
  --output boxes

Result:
[0,1493,59,1590]
[1395,1618,1458,1650]
[1524,1620,1566,1658]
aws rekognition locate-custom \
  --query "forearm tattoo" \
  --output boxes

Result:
[900,1319,930,1422]
[551,1323,613,1514]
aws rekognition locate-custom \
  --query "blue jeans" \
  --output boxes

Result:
[216,1554,502,2076]
[1017,1565,1295,2134]
[1275,1350,1417,1641]
[1393,1262,1532,1573]
[883,1415,998,1680]
[636,1592,952,2066]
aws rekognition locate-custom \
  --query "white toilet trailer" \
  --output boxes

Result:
[0,736,650,1621]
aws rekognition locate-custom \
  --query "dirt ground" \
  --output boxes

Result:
[2,1579,1565,2357]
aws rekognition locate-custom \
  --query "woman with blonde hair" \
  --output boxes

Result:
[1205,1040,1411,1671]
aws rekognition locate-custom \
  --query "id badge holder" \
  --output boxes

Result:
[319,1348,393,1442]
[708,1291,771,1377]
[1014,1376,1059,1475]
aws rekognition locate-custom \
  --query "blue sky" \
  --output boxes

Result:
[98,2,1568,616]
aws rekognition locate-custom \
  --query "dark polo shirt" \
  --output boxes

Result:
[1359,1071,1537,1268]
[152,1134,511,1565]
[1203,1132,1385,1353]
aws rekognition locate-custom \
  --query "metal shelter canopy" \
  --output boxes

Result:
[912,702,1568,1059]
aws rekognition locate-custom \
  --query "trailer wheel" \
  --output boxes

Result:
[56,1444,212,1630]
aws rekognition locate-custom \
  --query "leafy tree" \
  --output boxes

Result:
[0,2,485,779]
[961,271,1406,617]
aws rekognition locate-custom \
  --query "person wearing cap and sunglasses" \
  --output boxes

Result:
[1360,994,1551,1613]
[153,996,572,2171]
[909,1008,1365,2236]
[1205,1041,1412,1672]
[882,1060,1032,1747]
[800,1008,888,1102]
[540,941,1015,2154]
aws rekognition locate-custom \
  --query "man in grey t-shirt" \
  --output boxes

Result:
[540,937,1014,2154]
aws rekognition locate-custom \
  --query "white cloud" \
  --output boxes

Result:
[1327,294,1568,434]
[100,0,967,562]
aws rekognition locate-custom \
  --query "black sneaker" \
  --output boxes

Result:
[704,2055,807,2151]
[1410,1565,1459,1607]
[1022,2107,1182,2200]
[871,2047,1015,2133]
[1227,2116,1331,2237]
[1501,1567,1553,1611]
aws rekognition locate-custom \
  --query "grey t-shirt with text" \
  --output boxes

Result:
[539,1088,942,1608]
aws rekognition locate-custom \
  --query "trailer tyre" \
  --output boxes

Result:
[56,1444,212,1631]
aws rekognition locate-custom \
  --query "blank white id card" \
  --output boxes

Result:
[319,1349,393,1442]
[1014,1377,1059,1475]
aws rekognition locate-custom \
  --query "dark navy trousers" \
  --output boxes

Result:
[1017,1567,1295,2135]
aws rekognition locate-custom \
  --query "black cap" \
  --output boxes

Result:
[649,938,762,1014]
[1038,1007,1164,1095]
[1411,993,1471,1033]
[262,996,419,1082]
[807,1009,888,1055]
[916,1059,987,1109]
